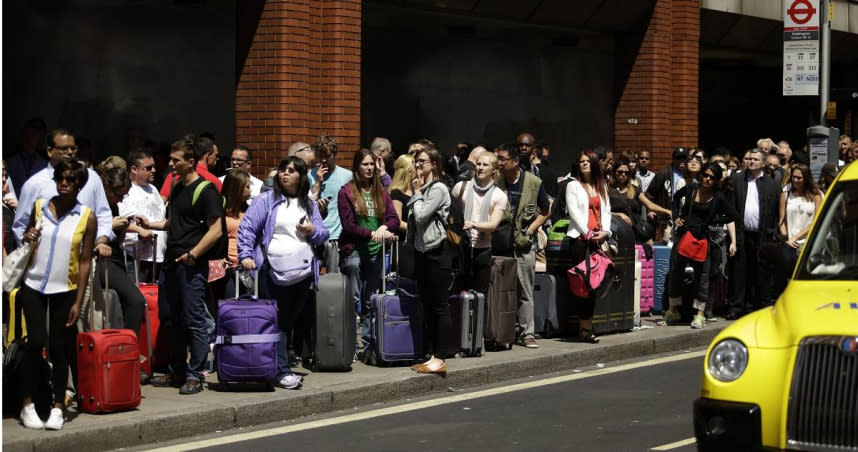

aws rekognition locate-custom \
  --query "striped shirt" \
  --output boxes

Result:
[23,199,91,294]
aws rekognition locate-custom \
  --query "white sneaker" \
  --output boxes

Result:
[20,403,44,429]
[275,373,302,389]
[45,408,64,430]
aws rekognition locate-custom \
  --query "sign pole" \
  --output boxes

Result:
[819,0,830,126]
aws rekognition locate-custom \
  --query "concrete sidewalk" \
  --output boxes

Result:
[2,319,728,452]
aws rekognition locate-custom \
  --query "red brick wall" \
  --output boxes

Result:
[614,0,700,169]
[236,0,361,177]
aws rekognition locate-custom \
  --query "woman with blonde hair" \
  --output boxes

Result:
[388,154,415,235]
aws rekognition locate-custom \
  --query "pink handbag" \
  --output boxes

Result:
[567,245,614,298]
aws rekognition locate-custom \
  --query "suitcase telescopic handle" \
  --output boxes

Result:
[379,237,399,294]
[235,267,259,299]
[134,234,158,285]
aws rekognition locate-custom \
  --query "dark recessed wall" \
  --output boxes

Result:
[2,0,236,164]
[362,26,616,174]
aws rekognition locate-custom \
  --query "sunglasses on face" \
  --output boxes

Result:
[56,175,78,184]
[615,170,630,175]
[701,173,716,180]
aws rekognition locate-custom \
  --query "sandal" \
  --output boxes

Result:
[579,328,600,344]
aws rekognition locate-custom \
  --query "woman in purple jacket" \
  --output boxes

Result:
[338,148,399,358]
[238,156,329,389]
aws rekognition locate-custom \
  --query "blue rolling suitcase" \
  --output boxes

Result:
[366,240,423,366]
[653,245,672,313]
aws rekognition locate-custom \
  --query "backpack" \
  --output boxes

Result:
[428,181,471,283]
[191,180,228,260]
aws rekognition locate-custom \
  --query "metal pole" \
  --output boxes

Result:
[819,0,830,126]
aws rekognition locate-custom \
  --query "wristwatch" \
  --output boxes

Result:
[186,252,196,263]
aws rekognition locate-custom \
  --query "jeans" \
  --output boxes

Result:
[159,262,214,382]
[257,263,312,378]
[340,251,383,351]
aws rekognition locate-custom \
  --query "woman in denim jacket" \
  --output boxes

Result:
[238,156,329,389]
[407,145,453,375]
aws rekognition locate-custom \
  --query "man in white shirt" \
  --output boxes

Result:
[219,145,263,203]
[120,149,167,283]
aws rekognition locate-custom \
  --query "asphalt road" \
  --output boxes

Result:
[145,350,704,452]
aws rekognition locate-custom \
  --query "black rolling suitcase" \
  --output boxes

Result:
[309,272,356,371]
[448,290,486,357]
[567,218,636,334]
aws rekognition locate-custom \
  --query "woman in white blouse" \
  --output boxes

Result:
[775,163,822,296]
[564,150,611,343]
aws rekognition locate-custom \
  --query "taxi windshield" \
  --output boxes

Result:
[795,179,858,280]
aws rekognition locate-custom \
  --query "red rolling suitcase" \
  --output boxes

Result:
[77,264,141,413]
[132,236,165,377]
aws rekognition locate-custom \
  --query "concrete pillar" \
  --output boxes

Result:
[236,0,361,176]
[615,0,700,167]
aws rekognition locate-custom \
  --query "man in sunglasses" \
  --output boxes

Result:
[13,129,113,258]
[644,147,688,243]
[120,149,167,283]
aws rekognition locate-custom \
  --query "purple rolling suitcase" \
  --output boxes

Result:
[215,271,279,388]
[367,240,423,366]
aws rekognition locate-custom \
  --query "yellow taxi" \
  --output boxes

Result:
[694,162,858,451]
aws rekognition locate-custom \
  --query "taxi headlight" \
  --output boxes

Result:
[707,339,748,382]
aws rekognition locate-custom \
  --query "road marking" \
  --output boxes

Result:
[146,350,706,451]
[651,436,697,450]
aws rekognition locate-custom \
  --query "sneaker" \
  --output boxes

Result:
[691,314,706,329]
[663,309,683,325]
[44,408,64,430]
[275,373,303,390]
[178,379,203,395]
[20,403,44,429]
[523,337,539,349]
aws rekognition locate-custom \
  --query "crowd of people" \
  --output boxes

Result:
[2,118,854,431]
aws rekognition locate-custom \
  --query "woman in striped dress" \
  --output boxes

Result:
[16,159,97,430]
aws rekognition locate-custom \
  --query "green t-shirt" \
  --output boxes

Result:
[356,191,381,256]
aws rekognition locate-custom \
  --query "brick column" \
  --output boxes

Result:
[614,0,700,168]
[236,0,361,176]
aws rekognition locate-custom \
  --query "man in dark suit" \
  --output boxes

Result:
[726,148,781,319]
